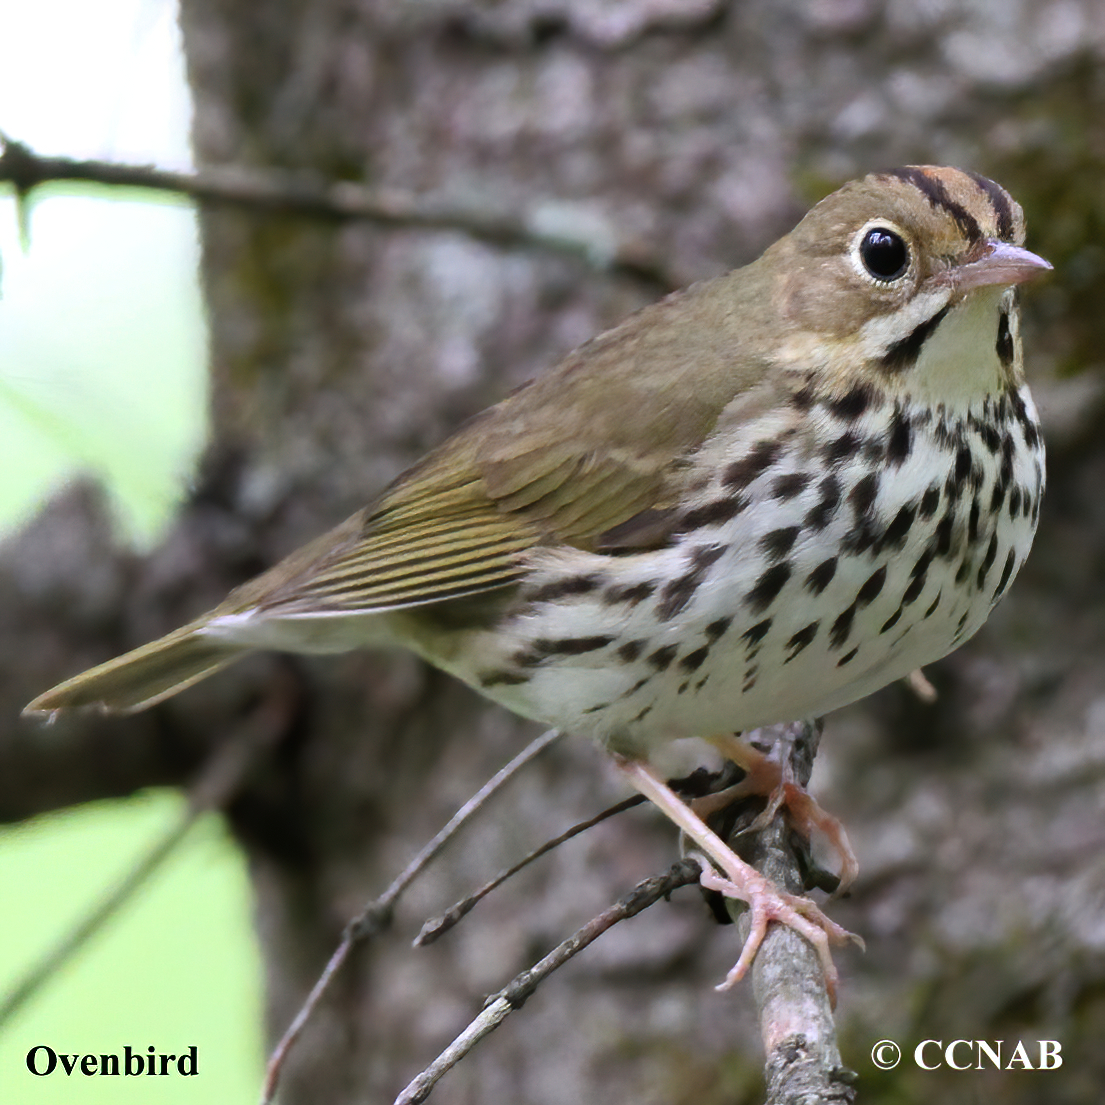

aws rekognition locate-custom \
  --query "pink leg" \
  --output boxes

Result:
[700,733,859,894]
[618,757,860,1002]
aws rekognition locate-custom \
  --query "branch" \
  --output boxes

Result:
[720,721,857,1105]
[396,725,856,1105]
[414,792,645,946]
[414,765,740,945]
[0,135,674,290]
[259,727,563,1105]
[393,858,703,1105]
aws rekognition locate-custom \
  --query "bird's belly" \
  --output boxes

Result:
[448,390,1044,756]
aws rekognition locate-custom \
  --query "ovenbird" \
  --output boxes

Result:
[24,166,1050,992]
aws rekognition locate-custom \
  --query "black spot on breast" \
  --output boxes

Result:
[856,566,887,607]
[617,640,646,662]
[679,646,710,673]
[954,445,973,486]
[933,510,954,559]
[772,472,812,500]
[976,533,999,588]
[760,526,801,562]
[746,562,792,614]
[830,603,856,649]
[882,504,916,551]
[1009,391,1042,449]
[990,480,1007,513]
[836,646,859,667]
[681,494,750,530]
[850,472,880,519]
[968,497,981,543]
[1008,485,1022,519]
[705,617,732,641]
[880,607,902,633]
[998,435,1012,483]
[805,557,838,595]
[648,645,677,671]
[978,420,1001,454]
[996,312,1014,368]
[887,408,912,466]
[724,440,781,490]
[902,571,927,606]
[603,581,656,606]
[924,592,941,618]
[880,305,950,373]
[741,618,773,648]
[791,381,817,410]
[804,474,842,530]
[526,575,600,602]
[992,549,1017,601]
[785,621,819,661]
[517,635,615,664]
[920,485,941,518]
[830,383,879,420]
[479,669,530,688]
[824,431,862,466]
[841,519,879,556]
[657,544,726,619]
[933,417,956,449]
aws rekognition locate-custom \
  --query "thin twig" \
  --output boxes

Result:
[259,727,563,1105]
[394,858,703,1105]
[719,721,858,1105]
[414,766,734,946]
[415,793,645,946]
[0,686,292,1027]
[0,135,673,290]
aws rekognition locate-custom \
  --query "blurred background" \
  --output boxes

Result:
[0,2,261,1102]
[2,2,1105,1104]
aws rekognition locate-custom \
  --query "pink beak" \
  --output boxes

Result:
[955,240,1053,291]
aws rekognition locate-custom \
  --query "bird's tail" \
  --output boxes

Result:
[22,622,246,718]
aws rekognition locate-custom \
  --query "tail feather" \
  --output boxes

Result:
[22,624,247,717]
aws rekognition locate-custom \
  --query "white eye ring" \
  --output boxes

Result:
[851,219,912,284]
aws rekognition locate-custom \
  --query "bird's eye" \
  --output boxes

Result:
[859,227,909,281]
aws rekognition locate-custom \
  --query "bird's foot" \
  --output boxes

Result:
[617,756,861,1004]
[695,858,861,1002]
[700,732,859,895]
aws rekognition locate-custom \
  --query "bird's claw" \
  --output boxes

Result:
[697,861,862,1006]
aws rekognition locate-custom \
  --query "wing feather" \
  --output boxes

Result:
[220,265,776,617]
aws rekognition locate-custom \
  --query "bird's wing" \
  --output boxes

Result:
[221,269,776,616]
